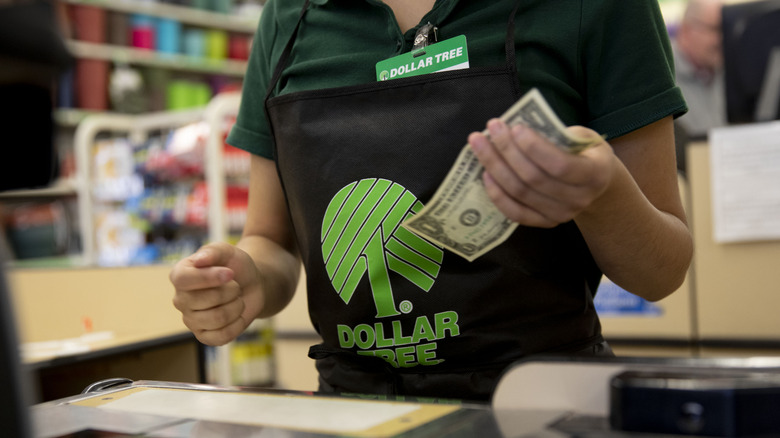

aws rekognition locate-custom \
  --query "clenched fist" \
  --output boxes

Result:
[170,242,264,346]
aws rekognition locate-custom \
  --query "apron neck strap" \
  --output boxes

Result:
[264,0,310,103]
[505,1,521,76]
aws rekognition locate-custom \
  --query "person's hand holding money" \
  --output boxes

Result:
[468,119,614,229]
[402,88,607,261]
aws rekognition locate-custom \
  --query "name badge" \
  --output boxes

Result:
[376,35,469,81]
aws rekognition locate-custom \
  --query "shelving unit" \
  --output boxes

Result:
[0,180,78,199]
[67,92,267,387]
[0,1,259,268]
[73,107,205,265]
[72,92,241,266]
[65,40,249,77]
[59,0,260,33]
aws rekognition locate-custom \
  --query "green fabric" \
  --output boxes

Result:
[228,0,687,159]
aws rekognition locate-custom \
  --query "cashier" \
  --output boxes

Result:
[170,0,693,401]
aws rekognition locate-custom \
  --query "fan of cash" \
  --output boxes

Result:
[402,88,601,262]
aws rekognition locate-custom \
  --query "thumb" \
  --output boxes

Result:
[566,125,602,141]
[189,242,236,268]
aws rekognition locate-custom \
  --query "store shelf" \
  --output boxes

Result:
[60,0,261,33]
[66,40,249,77]
[54,109,104,128]
[5,255,87,269]
[0,179,78,199]
[72,95,241,266]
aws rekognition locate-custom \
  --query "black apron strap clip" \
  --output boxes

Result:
[411,22,438,58]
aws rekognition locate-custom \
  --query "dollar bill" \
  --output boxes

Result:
[402,88,600,261]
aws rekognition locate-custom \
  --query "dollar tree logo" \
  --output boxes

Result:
[322,179,444,318]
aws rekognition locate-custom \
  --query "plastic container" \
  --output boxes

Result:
[156,18,181,55]
[130,14,155,50]
[71,5,106,43]
[205,29,228,60]
[76,59,109,110]
[183,28,205,58]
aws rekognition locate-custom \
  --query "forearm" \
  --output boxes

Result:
[575,157,693,301]
[236,234,300,318]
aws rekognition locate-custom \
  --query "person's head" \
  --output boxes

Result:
[0,0,72,191]
[678,0,724,71]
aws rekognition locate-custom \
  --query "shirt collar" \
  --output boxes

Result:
[309,0,459,19]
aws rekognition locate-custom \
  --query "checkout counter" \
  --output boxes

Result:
[9,266,203,401]
[19,137,780,437]
[30,356,780,437]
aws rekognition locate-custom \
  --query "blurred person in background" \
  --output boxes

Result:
[1,1,72,437]
[672,0,726,174]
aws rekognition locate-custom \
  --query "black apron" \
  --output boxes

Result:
[264,0,607,401]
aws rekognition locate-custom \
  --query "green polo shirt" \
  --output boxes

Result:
[228,0,687,159]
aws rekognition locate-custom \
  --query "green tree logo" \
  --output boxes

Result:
[321,179,444,318]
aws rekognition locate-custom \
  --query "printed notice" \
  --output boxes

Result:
[710,121,780,243]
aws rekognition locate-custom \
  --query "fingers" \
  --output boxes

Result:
[170,242,263,346]
[182,291,245,332]
[169,264,234,292]
[189,241,237,269]
[174,278,249,346]
[469,119,612,226]
[480,171,558,228]
[469,122,570,224]
[172,280,240,312]
[481,176,583,228]
[190,315,248,346]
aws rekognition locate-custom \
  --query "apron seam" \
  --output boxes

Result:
[266,66,517,107]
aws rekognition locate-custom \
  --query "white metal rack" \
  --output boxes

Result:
[73,91,242,266]
[73,92,256,387]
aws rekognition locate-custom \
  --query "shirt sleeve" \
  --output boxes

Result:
[225,0,285,159]
[580,0,688,139]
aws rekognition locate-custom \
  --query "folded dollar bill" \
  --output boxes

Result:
[402,88,600,261]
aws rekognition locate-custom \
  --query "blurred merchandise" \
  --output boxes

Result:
[94,207,147,266]
[183,28,206,58]
[75,59,109,110]
[233,0,263,20]
[70,5,106,43]
[226,185,248,234]
[130,14,156,50]
[228,34,250,60]
[141,68,170,112]
[3,201,71,260]
[205,29,228,60]
[166,79,212,110]
[156,18,182,55]
[108,11,129,46]
[230,319,275,386]
[204,319,275,386]
[157,121,208,176]
[84,115,246,266]
[110,64,147,114]
[211,0,233,14]
[190,0,210,10]
[57,68,75,109]
[223,142,251,178]
[92,138,144,202]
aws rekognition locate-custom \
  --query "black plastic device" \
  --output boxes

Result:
[610,370,780,436]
